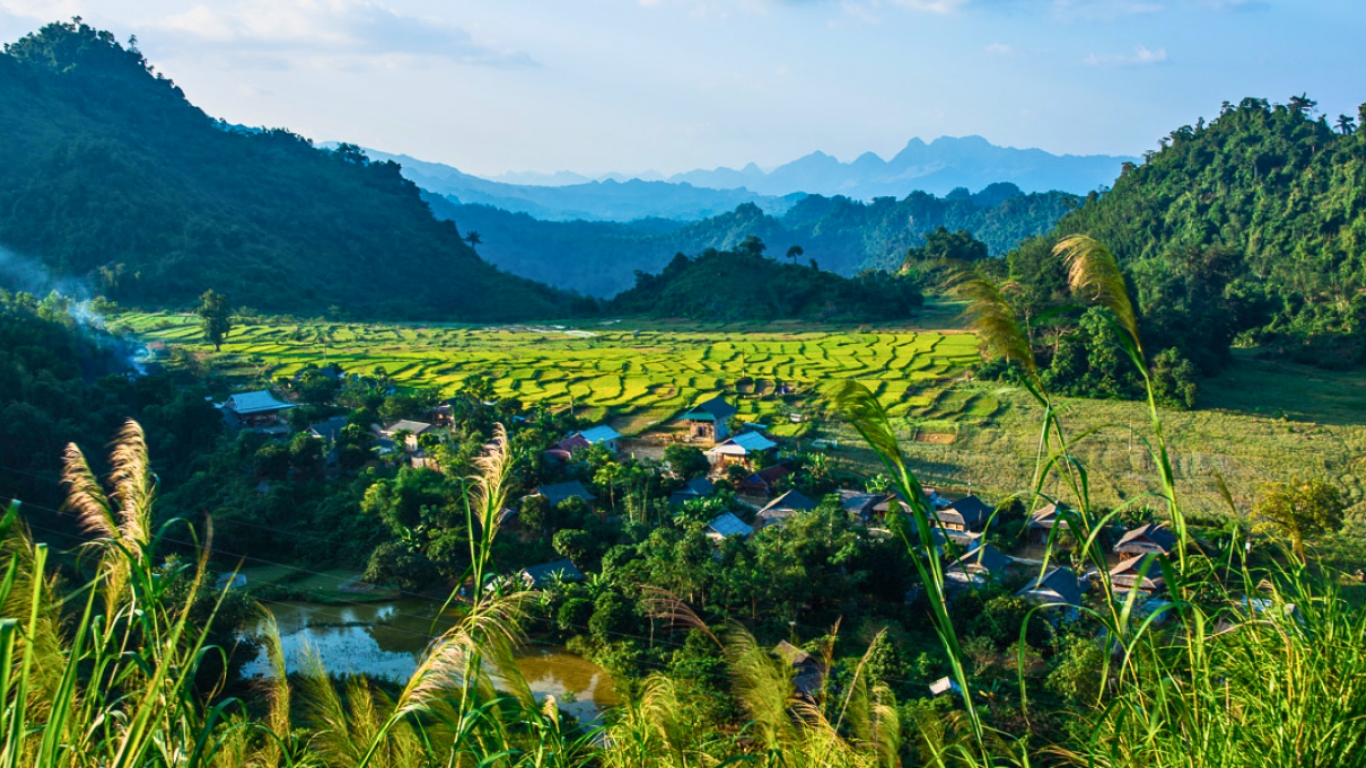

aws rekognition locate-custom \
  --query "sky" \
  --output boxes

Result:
[0,0,1361,178]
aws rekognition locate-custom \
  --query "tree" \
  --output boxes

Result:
[553,528,593,564]
[1337,114,1357,135]
[465,231,483,248]
[738,235,766,258]
[904,227,989,268]
[785,245,804,265]
[1253,477,1346,562]
[663,444,709,479]
[196,290,232,351]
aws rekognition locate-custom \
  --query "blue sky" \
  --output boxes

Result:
[0,1,1360,177]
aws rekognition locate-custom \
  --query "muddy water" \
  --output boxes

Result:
[242,600,620,723]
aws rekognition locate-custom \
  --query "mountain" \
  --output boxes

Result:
[608,243,922,322]
[362,136,1125,223]
[361,148,797,222]
[668,136,1135,199]
[426,183,1078,296]
[0,21,576,320]
[1004,96,1366,387]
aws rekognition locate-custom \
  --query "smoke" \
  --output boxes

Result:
[0,244,147,374]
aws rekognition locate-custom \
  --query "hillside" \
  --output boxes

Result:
[608,242,921,322]
[428,184,1077,296]
[1008,96,1366,374]
[0,22,575,320]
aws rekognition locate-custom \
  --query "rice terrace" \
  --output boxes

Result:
[118,311,1366,527]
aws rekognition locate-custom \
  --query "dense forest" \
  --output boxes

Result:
[999,95,1366,396]
[430,184,1076,296]
[0,21,577,320]
[608,238,923,321]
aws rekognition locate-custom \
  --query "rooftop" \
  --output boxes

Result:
[535,480,595,508]
[223,390,295,415]
[683,395,737,422]
[706,512,754,539]
[577,425,623,445]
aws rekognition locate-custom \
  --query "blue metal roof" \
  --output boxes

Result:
[728,431,777,452]
[707,512,754,539]
[577,425,622,445]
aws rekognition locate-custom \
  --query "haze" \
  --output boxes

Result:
[0,0,1359,178]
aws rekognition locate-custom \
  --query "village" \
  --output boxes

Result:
[213,359,1185,695]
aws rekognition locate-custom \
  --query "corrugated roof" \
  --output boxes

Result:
[385,420,435,435]
[684,396,737,422]
[706,512,754,539]
[577,425,622,445]
[711,431,777,454]
[535,481,595,507]
[1114,523,1178,554]
[224,391,295,415]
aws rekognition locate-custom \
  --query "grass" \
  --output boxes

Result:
[118,312,983,436]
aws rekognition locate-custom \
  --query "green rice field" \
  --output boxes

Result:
[117,314,991,437]
[119,313,1366,525]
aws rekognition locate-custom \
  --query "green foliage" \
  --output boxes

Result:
[610,242,922,322]
[1253,477,1347,561]
[195,289,231,351]
[663,443,710,479]
[1018,95,1366,371]
[0,21,575,320]
[903,226,989,266]
[428,184,1078,297]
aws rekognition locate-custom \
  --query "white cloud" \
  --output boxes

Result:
[985,42,1015,55]
[149,1,535,69]
[1085,44,1167,66]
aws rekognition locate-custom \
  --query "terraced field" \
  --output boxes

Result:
[118,314,997,436]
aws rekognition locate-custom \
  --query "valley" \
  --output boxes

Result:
[119,311,1366,525]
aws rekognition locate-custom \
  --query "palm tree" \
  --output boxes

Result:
[1337,114,1357,135]
[465,231,483,249]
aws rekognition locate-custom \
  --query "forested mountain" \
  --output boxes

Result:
[608,240,922,322]
[362,147,798,222]
[369,136,1126,222]
[0,22,576,320]
[1003,96,1366,385]
[429,184,1078,296]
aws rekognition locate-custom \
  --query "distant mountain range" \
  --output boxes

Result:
[363,137,1131,222]
[360,148,797,223]
[427,183,1078,297]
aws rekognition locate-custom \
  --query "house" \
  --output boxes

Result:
[670,477,717,507]
[928,677,962,697]
[705,512,754,542]
[532,480,595,508]
[872,490,941,519]
[936,495,993,533]
[373,420,438,452]
[1017,566,1085,608]
[756,489,817,528]
[681,396,738,442]
[739,464,792,497]
[221,390,296,428]
[943,544,1011,591]
[518,559,585,589]
[1109,554,1167,595]
[837,489,882,521]
[1114,523,1178,557]
[774,641,826,699]
[1027,503,1076,544]
[308,416,352,442]
[544,434,591,463]
[705,431,778,471]
[575,425,623,453]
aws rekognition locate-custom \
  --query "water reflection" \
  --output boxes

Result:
[243,600,620,723]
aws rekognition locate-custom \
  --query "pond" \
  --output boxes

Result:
[240,600,620,724]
